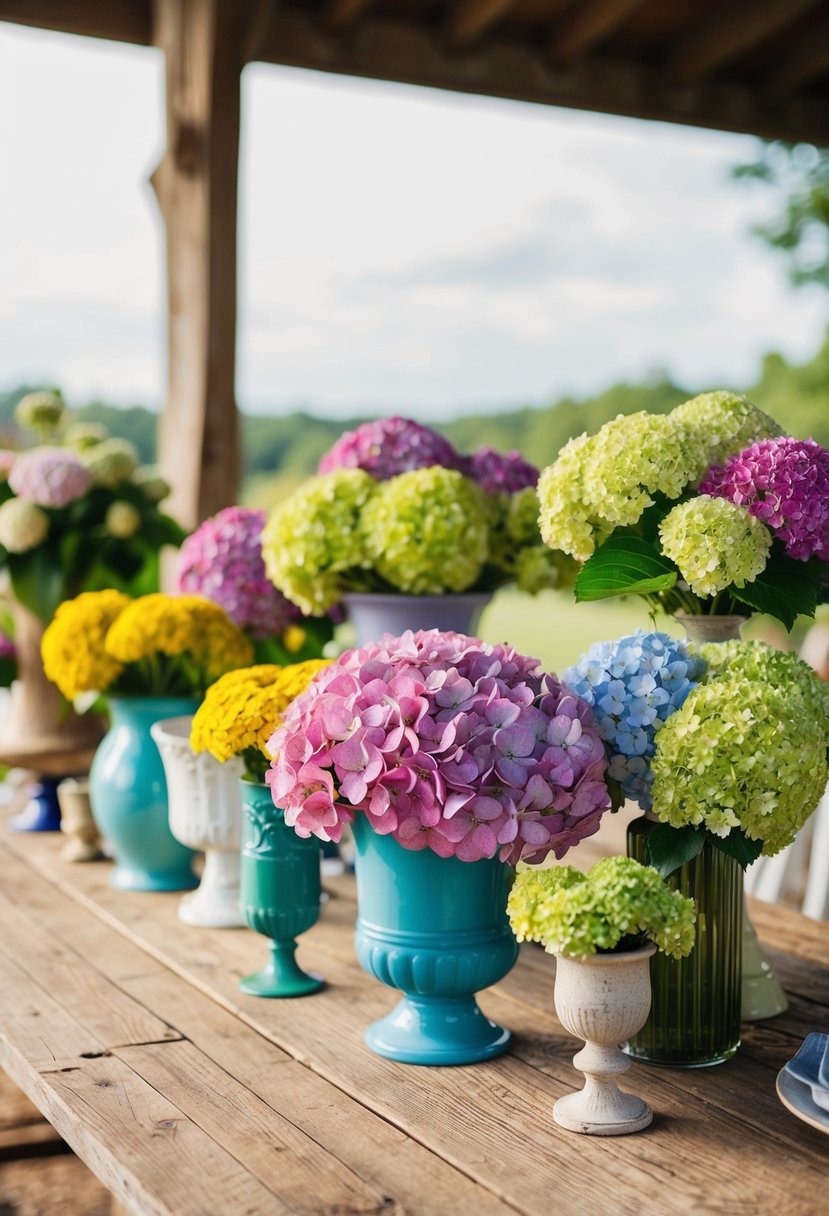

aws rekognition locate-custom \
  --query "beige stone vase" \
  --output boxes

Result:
[0,598,104,776]
[553,944,656,1136]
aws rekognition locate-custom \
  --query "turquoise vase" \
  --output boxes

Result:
[89,696,199,892]
[351,817,518,1065]
[239,782,324,998]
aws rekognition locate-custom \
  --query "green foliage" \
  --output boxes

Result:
[734,140,829,290]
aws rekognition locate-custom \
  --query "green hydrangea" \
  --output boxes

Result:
[361,467,489,595]
[64,422,109,451]
[262,469,375,614]
[670,391,783,481]
[538,413,690,561]
[508,856,696,960]
[133,465,171,503]
[651,676,828,855]
[697,639,829,730]
[81,438,139,488]
[659,495,771,597]
[15,390,65,438]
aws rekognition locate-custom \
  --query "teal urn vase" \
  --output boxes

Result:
[89,696,199,892]
[239,782,324,998]
[351,816,518,1065]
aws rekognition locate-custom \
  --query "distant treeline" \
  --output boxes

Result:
[3,330,828,503]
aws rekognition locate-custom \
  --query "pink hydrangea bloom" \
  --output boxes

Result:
[0,631,14,660]
[318,417,461,481]
[176,506,302,639]
[8,447,91,507]
[460,446,539,495]
[268,628,610,864]
[700,436,829,562]
[0,450,16,483]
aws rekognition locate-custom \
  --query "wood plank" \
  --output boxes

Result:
[114,1040,394,1216]
[548,0,649,66]
[9,836,829,1216]
[669,0,825,85]
[767,11,829,98]
[0,845,520,1216]
[324,0,375,35]
[445,0,520,51]
[0,0,150,44]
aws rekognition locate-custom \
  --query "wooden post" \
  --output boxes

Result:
[151,0,269,530]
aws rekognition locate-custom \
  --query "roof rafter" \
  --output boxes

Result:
[445,0,520,51]
[323,0,375,36]
[669,0,825,86]
[548,0,649,67]
[767,10,829,103]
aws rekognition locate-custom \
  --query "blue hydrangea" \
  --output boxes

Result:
[564,630,706,808]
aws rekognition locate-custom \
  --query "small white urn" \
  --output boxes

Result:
[151,716,245,928]
[553,944,655,1136]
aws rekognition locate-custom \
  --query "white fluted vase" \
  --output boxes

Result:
[553,945,655,1136]
[151,717,245,928]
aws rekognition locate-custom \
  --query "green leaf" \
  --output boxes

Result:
[708,827,763,870]
[575,534,678,602]
[729,550,819,631]
[646,823,705,878]
[8,548,65,623]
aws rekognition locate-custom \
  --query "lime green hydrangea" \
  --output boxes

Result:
[105,500,142,539]
[81,438,139,487]
[659,495,771,597]
[262,469,375,614]
[64,421,109,451]
[361,467,489,594]
[538,413,689,561]
[670,391,783,481]
[697,639,829,730]
[15,390,66,438]
[651,676,828,856]
[508,856,696,960]
[133,465,171,503]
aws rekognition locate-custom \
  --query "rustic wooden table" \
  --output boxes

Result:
[1,826,827,1216]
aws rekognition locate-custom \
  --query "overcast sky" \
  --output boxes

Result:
[2,22,827,420]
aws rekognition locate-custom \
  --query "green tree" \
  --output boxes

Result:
[734,140,829,289]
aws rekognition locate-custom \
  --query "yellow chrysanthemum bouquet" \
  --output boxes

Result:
[41,589,254,703]
[190,660,330,782]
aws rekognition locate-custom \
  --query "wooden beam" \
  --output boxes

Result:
[767,11,829,100]
[0,0,150,43]
[445,0,519,51]
[323,0,375,36]
[152,0,257,529]
[548,0,649,66]
[670,0,824,86]
[255,12,829,146]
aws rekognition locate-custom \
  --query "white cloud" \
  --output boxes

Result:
[1,25,827,419]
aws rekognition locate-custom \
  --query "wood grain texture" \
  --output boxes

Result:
[4,830,829,1215]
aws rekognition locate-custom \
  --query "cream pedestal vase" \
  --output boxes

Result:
[553,945,655,1136]
[151,717,245,928]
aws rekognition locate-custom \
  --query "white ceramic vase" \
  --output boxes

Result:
[553,944,656,1136]
[150,716,245,928]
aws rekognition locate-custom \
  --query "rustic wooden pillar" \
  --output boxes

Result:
[152,0,268,530]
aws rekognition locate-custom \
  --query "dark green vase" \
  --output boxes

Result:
[239,782,324,998]
[625,816,742,1067]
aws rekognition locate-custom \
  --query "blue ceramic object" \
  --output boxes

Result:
[10,777,63,832]
[239,782,323,997]
[351,817,518,1065]
[89,696,199,891]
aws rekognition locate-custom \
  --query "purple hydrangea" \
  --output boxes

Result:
[564,631,705,809]
[176,506,302,640]
[268,628,611,864]
[318,417,461,481]
[0,630,14,660]
[460,446,539,495]
[8,447,91,507]
[700,436,829,562]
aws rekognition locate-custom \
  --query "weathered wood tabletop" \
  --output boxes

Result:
[1,826,827,1216]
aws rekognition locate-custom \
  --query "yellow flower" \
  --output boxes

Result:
[41,589,130,700]
[104,593,252,680]
[191,660,330,763]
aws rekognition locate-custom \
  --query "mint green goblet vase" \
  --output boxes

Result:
[239,781,324,998]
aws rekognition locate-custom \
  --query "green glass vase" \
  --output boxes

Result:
[625,816,742,1067]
